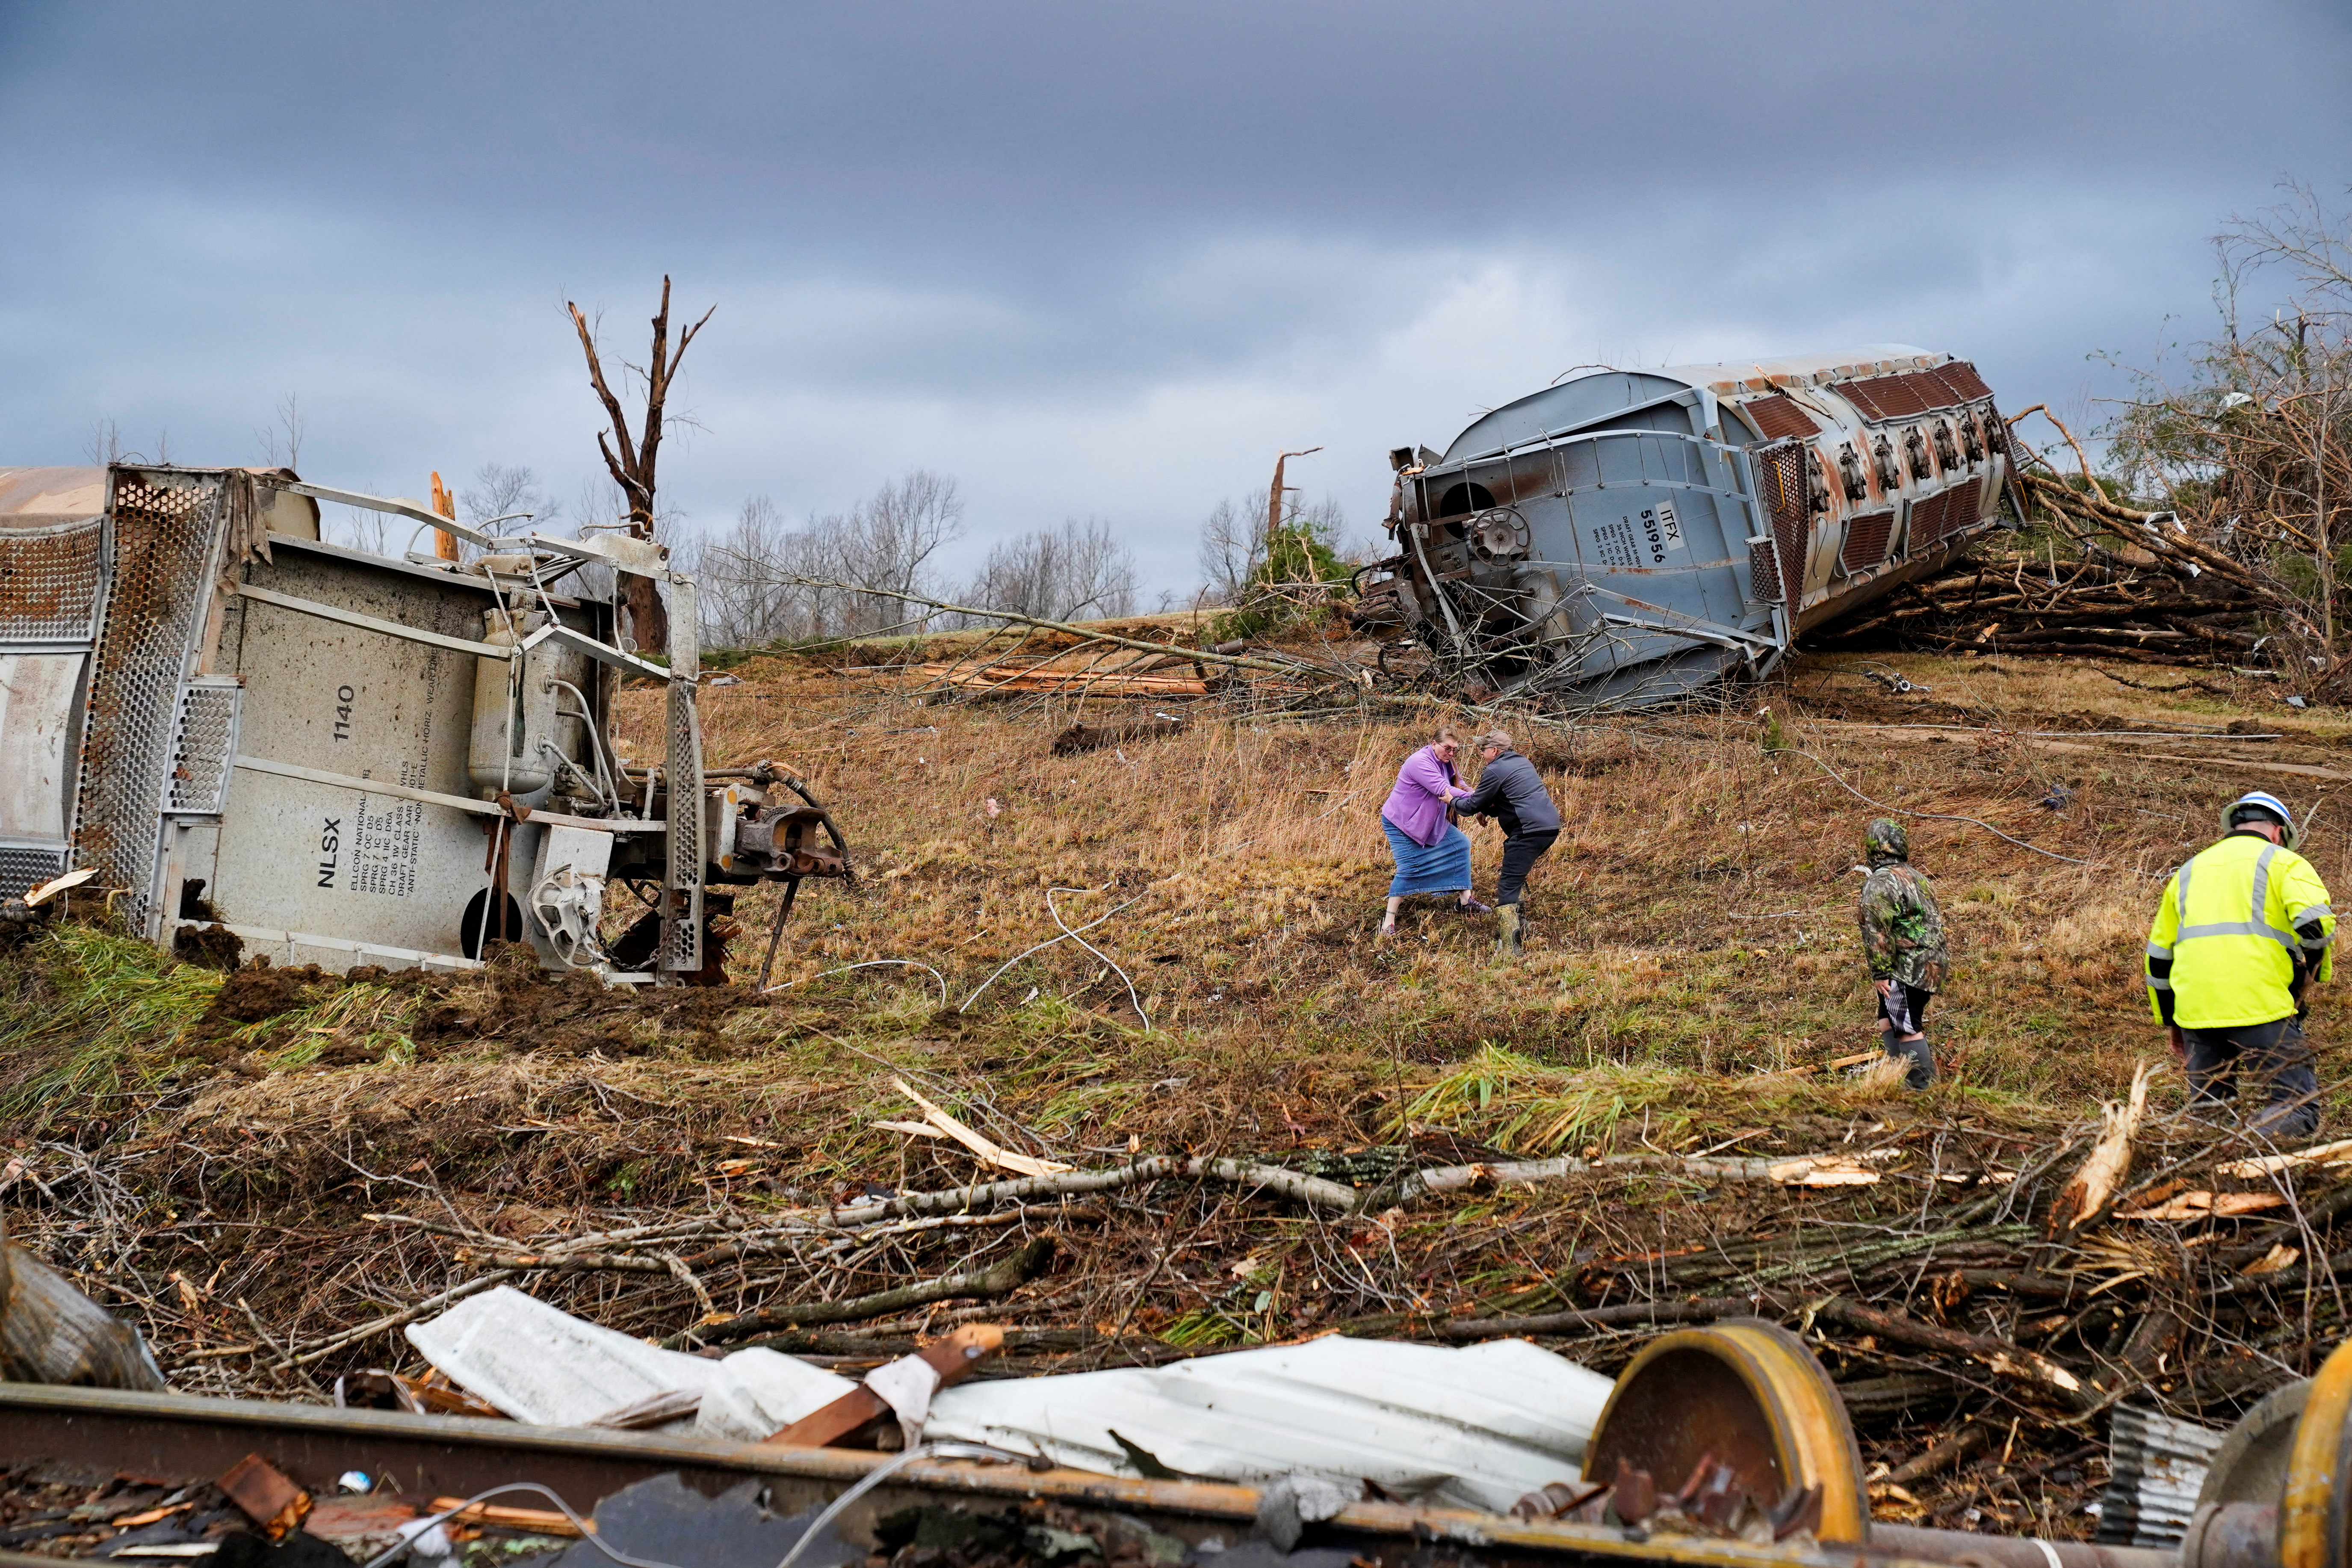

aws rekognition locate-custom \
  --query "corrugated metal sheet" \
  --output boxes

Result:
[2097,1405,2224,1548]
[930,1335,1613,1514]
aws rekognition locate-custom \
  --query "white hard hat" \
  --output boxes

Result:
[2224,790,2299,850]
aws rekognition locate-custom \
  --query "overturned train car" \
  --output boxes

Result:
[1355,347,2027,706]
[0,465,845,981]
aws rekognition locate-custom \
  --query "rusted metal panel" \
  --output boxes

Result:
[1929,360,1994,402]
[0,1383,2194,1568]
[1740,395,1820,440]
[0,517,105,642]
[1839,510,1896,574]
[1755,440,1811,609]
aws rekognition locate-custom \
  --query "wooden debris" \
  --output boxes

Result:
[684,1238,1054,1348]
[218,1454,310,1542]
[888,1077,1074,1177]
[2218,1136,2352,1179]
[0,1213,168,1391]
[1813,1297,2085,1400]
[430,1499,592,1537]
[900,662,1213,697]
[1765,1155,1882,1187]
[2119,1191,2287,1221]
[2049,1063,2151,1234]
[763,1323,1005,1448]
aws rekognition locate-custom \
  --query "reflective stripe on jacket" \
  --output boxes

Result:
[2146,832,2335,1029]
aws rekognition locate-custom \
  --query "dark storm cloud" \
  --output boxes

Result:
[3,2,2349,588]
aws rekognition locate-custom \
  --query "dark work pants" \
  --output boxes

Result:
[1496,829,1559,907]
[2183,1016,2321,1139]
[1875,983,1935,1090]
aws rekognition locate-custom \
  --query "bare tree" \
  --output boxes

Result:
[254,393,304,470]
[964,517,1138,622]
[690,495,800,648]
[461,463,561,531]
[2101,179,2352,682]
[694,471,966,647]
[85,418,122,467]
[1197,491,1270,606]
[567,277,714,654]
[822,470,964,616]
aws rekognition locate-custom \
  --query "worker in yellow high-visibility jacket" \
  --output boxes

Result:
[2146,790,2334,1138]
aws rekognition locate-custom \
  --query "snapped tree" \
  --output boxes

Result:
[567,277,714,655]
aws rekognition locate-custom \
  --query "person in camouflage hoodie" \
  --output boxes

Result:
[1857,818,1947,1090]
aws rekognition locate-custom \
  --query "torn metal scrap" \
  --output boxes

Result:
[927,1334,1614,1515]
[1355,348,2020,709]
[403,1284,857,1441]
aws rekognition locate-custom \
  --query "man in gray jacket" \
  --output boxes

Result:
[1454,730,1562,957]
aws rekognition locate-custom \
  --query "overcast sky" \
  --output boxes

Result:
[4,2,2349,596]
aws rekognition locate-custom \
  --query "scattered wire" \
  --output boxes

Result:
[363,1483,680,1568]
[776,1443,1027,1568]
[767,959,949,1009]
[1046,885,1149,1031]
[959,892,1145,1013]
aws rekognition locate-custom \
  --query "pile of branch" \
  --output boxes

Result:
[1821,411,2312,670]
[892,660,1220,697]
[1812,544,2265,666]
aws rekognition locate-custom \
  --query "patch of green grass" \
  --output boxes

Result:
[0,926,222,1121]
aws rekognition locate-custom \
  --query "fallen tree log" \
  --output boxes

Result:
[669,1236,1057,1348]
[0,1217,169,1391]
[1811,1296,2087,1404]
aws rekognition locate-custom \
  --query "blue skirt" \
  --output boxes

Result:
[1383,819,1472,898]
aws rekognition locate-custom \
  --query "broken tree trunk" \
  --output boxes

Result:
[2049,1063,2152,1236]
[565,277,713,656]
[0,1216,168,1391]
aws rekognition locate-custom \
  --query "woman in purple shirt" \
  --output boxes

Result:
[1378,729,1489,938]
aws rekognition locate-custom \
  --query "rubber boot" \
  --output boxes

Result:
[1882,1028,1935,1091]
[1494,904,1524,958]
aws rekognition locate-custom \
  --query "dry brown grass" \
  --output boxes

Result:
[5,642,2350,1472]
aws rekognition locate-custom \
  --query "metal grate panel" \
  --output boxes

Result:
[1839,369,1989,423]
[1932,361,1994,402]
[1840,510,1895,574]
[1750,440,1811,606]
[71,472,227,934]
[163,678,242,815]
[0,517,105,644]
[661,576,705,973]
[1907,490,1947,552]
[0,845,69,902]
[1939,476,1983,542]
[1740,394,1820,441]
